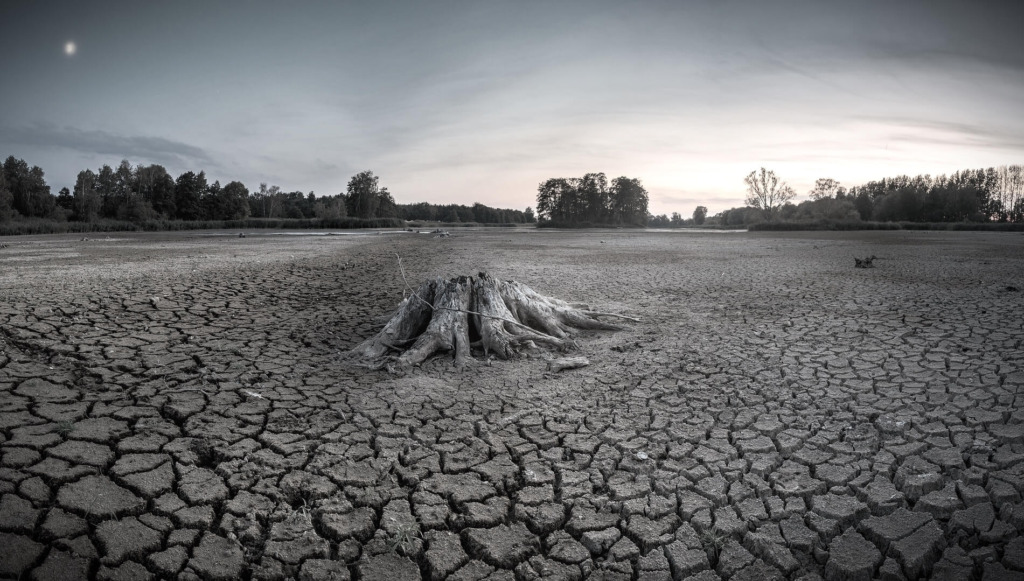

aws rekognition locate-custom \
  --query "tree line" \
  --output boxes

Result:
[536,173,649,226]
[0,157,533,226]
[646,206,708,228]
[711,165,1024,226]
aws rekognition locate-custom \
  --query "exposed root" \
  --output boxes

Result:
[399,276,473,368]
[349,279,436,361]
[350,271,636,368]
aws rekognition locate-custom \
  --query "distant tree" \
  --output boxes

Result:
[473,202,498,224]
[3,156,30,217]
[670,212,683,226]
[174,171,207,220]
[109,160,159,221]
[313,194,347,220]
[0,170,14,221]
[250,183,281,218]
[537,174,647,225]
[279,190,307,218]
[579,173,609,223]
[647,213,671,227]
[536,178,575,222]
[305,192,317,218]
[744,168,795,218]
[118,191,158,222]
[792,198,860,222]
[3,156,56,219]
[692,205,708,225]
[345,171,381,219]
[873,188,924,222]
[136,164,176,218]
[202,180,222,218]
[376,187,397,218]
[850,188,873,220]
[779,202,798,221]
[715,206,765,227]
[454,205,474,222]
[609,177,649,225]
[993,165,1023,222]
[216,181,251,220]
[524,206,535,223]
[809,178,842,201]
[73,170,101,221]
[56,187,74,210]
[113,159,135,217]
[440,206,460,222]
[96,164,116,218]
[397,201,435,221]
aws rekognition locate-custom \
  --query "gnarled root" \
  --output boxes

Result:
[474,273,574,358]
[350,272,635,368]
[349,279,437,360]
[399,276,473,368]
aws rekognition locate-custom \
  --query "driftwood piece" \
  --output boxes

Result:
[350,272,636,368]
[854,255,876,268]
[547,356,590,373]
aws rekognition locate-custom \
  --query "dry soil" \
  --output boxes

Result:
[1,228,1023,580]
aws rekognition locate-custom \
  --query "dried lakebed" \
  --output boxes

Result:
[0,229,1022,580]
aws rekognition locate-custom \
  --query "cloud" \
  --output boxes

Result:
[0,123,215,168]
[853,116,1024,151]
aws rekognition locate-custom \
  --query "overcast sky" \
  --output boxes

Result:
[1,0,1022,215]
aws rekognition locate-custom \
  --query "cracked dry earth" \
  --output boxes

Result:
[1,229,1023,581]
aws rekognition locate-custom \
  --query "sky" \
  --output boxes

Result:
[1,0,1022,215]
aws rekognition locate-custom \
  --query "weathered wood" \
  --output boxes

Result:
[547,356,590,372]
[399,276,473,367]
[349,272,634,368]
[474,273,572,358]
[350,279,437,360]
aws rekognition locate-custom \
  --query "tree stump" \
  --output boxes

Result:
[350,272,636,368]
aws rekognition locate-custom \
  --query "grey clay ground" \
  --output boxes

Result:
[0,229,1022,580]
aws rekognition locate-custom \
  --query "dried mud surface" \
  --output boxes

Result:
[1,229,1023,580]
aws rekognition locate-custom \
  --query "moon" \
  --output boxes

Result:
[64,41,76,56]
